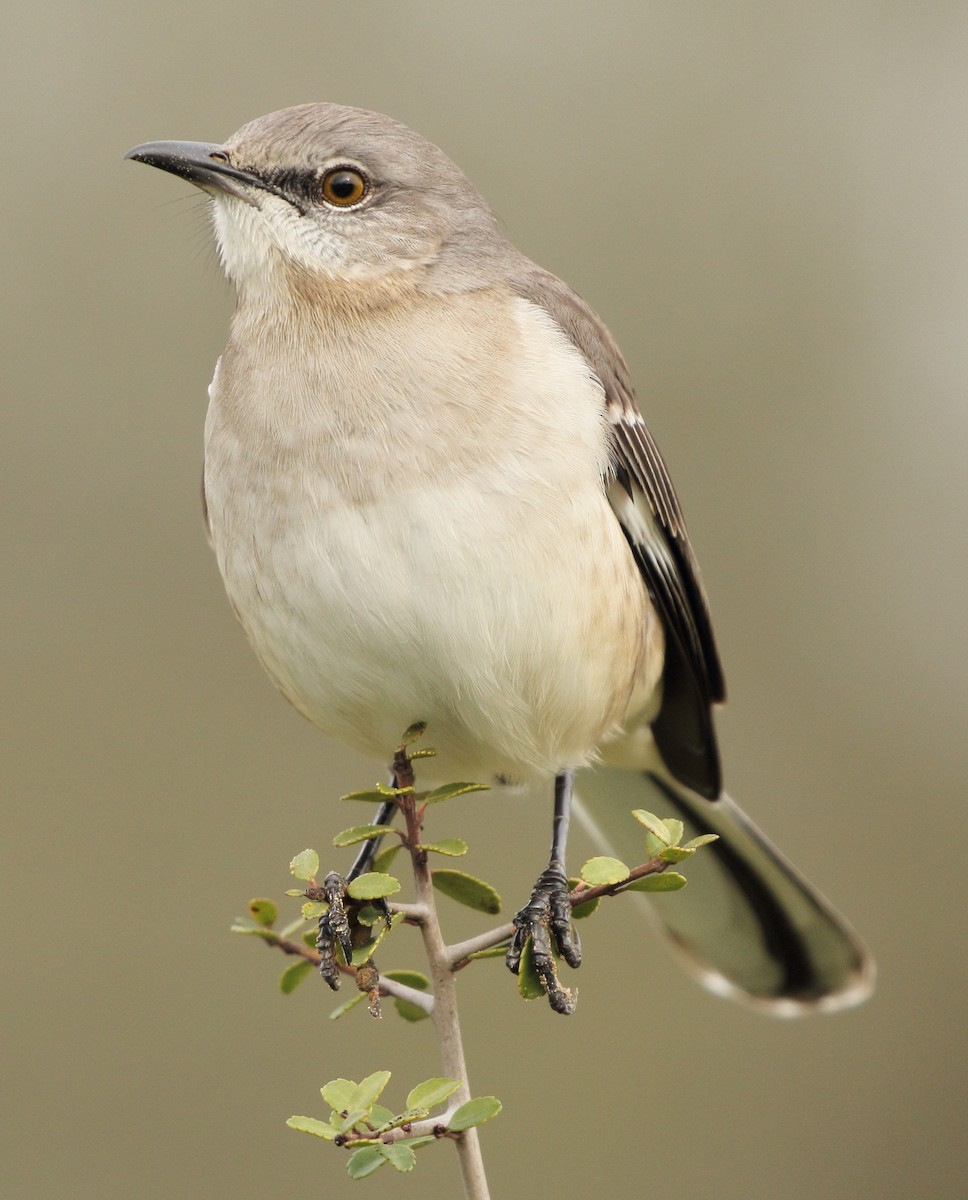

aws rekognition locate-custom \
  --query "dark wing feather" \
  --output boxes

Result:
[510,264,725,798]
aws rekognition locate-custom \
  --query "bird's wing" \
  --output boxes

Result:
[511,265,724,798]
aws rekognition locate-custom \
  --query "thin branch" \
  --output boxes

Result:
[261,749,671,1194]
[569,855,669,904]
[338,1106,461,1149]
[394,747,491,1200]
[446,924,515,968]
[266,931,434,1014]
[446,856,669,968]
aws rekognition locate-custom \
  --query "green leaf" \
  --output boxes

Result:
[380,1143,417,1172]
[333,824,397,847]
[517,937,545,1001]
[356,904,384,926]
[683,833,719,850]
[247,898,277,927]
[350,941,378,967]
[372,844,402,873]
[631,810,672,844]
[404,1136,438,1150]
[350,944,375,969]
[408,747,437,760]
[284,889,305,897]
[423,781,490,805]
[431,870,501,914]
[663,818,685,846]
[369,1103,396,1128]
[347,872,401,901]
[329,993,366,1020]
[279,960,314,994]
[337,1110,366,1136]
[418,838,468,857]
[301,900,329,920]
[579,856,630,887]
[467,944,510,960]
[643,834,667,859]
[321,1078,358,1113]
[350,912,401,965]
[347,1070,392,1114]
[341,788,394,804]
[382,970,430,990]
[448,1096,502,1131]
[567,877,599,919]
[229,922,277,940]
[286,1115,337,1140]
[347,1147,387,1179]
[341,783,414,803]
[383,970,430,1020]
[289,849,319,882]
[570,892,601,920]
[393,999,431,1022]
[625,871,688,892]
[406,1078,462,1112]
[400,721,427,745]
[658,845,695,863]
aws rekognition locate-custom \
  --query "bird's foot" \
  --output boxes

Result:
[314,871,390,990]
[316,868,395,988]
[506,863,581,1014]
[315,872,353,990]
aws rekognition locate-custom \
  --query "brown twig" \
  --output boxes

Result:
[392,742,491,1200]
[263,931,434,1015]
[569,856,669,905]
[446,856,669,969]
[336,1111,457,1149]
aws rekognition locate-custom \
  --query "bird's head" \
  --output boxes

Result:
[126,102,502,299]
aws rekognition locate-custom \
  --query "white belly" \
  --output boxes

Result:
[203,290,661,783]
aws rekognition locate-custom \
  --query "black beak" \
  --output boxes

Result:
[124,140,293,207]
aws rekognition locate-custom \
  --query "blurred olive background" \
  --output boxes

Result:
[4,2,967,1197]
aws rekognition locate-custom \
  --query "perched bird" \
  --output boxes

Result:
[126,103,873,1015]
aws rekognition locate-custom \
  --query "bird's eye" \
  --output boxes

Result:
[317,166,368,208]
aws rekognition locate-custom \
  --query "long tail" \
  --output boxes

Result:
[574,765,874,1015]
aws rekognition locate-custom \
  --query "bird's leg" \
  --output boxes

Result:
[506,769,581,1013]
[316,797,396,990]
[348,798,397,882]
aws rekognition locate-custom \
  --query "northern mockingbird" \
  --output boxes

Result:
[126,102,873,1015]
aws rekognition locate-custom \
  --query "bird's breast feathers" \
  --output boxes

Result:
[203,288,661,780]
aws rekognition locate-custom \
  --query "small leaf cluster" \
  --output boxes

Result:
[231,873,404,1007]
[577,810,718,896]
[229,902,324,994]
[337,771,503,916]
[288,847,401,916]
[287,1071,501,1180]
[340,780,490,808]
[633,810,718,862]
[287,848,400,970]
[514,810,719,1003]
[232,768,505,1016]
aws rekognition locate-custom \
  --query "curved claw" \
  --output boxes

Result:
[315,871,354,990]
[506,864,581,1014]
